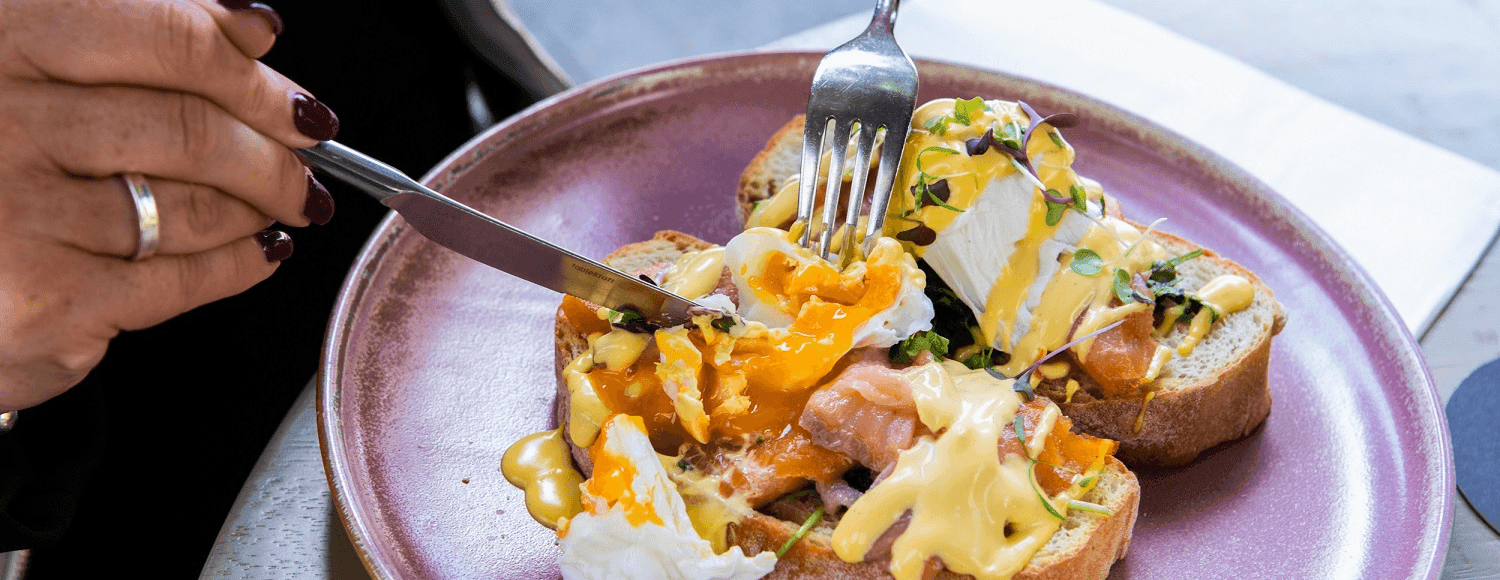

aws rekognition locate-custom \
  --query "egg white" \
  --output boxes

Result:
[723,227,933,348]
[558,416,776,580]
[922,172,1096,350]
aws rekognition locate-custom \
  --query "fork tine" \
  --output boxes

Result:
[836,124,878,262]
[817,120,855,259]
[862,118,911,255]
[796,116,829,247]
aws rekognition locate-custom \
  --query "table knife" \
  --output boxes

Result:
[298,140,708,327]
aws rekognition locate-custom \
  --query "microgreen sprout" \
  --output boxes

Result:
[776,506,826,558]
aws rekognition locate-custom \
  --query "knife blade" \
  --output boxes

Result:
[298,140,708,327]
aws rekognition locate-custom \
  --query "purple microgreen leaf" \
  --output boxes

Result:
[895,224,938,246]
[1130,273,1155,305]
[965,128,995,156]
[1013,372,1035,401]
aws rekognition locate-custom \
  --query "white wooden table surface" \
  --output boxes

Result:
[194,0,1500,578]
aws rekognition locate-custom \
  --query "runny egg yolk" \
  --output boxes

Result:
[566,234,920,490]
[583,415,664,527]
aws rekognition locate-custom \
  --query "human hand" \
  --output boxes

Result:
[0,0,339,411]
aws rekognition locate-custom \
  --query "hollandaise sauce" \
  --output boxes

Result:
[501,428,585,530]
[831,361,1114,580]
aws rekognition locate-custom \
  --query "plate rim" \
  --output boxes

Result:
[316,49,1454,580]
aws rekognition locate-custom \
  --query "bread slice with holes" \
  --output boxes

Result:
[737,116,1287,466]
[553,231,1139,580]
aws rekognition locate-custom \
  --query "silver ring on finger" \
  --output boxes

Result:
[121,173,160,261]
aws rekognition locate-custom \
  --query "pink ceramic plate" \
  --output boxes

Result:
[318,52,1452,579]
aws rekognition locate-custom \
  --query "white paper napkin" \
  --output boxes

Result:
[765,0,1500,334]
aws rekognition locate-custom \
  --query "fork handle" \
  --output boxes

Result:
[869,0,899,34]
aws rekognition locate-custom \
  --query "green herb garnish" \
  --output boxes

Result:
[1045,197,1068,226]
[677,459,693,471]
[916,146,960,175]
[1049,131,1065,149]
[1112,269,1134,303]
[1000,121,1023,150]
[711,315,739,333]
[776,506,826,558]
[1013,415,1030,460]
[1066,500,1114,516]
[954,97,986,125]
[1069,184,1087,209]
[1070,248,1104,277]
[960,347,994,370]
[1148,248,1203,284]
[1031,461,1066,520]
[891,329,951,364]
[924,115,951,135]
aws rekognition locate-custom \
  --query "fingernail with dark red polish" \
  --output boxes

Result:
[254,230,294,263]
[303,173,335,225]
[219,1,284,36]
[292,93,339,141]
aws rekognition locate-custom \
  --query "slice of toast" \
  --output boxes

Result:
[729,456,1138,580]
[552,232,1139,579]
[737,116,1287,466]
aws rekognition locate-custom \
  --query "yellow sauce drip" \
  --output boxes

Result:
[1133,391,1157,434]
[1064,379,1081,403]
[1143,345,1174,383]
[662,247,726,300]
[832,361,1087,580]
[590,328,650,371]
[564,352,609,447]
[501,428,585,530]
[745,180,799,230]
[1038,361,1070,380]
[1177,275,1254,355]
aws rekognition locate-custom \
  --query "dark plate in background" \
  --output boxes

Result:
[318,52,1452,579]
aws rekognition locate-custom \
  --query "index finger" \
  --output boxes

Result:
[0,0,337,146]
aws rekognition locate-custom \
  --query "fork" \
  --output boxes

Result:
[795,0,919,262]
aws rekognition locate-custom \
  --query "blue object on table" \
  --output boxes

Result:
[1448,357,1500,534]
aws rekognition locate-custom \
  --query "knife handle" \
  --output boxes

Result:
[297,141,419,203]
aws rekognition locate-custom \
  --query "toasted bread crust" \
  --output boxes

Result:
[1050,228,1284,466]
[737,115,808,226]
[727,457,1139,580]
